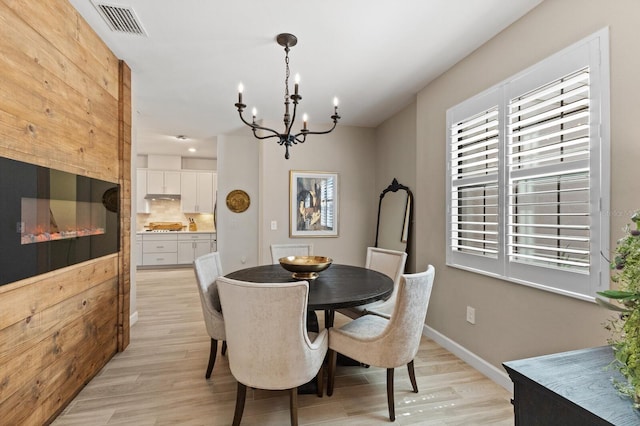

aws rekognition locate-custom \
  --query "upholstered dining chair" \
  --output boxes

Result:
[217,276,328,426]
[327,265,436,422]
[337,247,407,319]
[193,252,226,379]
[270,243,313,264]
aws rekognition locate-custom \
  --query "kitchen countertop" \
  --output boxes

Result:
[136,230,216,234]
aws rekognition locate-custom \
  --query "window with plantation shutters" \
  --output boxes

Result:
[445,29,610,300]
[507,68,591,274]
[450,107,500,258]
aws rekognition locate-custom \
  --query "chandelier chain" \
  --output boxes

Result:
[284,46,290,101]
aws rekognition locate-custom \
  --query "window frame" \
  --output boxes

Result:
[445,28,610,301]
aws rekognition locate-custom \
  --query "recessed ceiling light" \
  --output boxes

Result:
[188,148,196,152]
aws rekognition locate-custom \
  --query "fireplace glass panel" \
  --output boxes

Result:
[0,157,119,286]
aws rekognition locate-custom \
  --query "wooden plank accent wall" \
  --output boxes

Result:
[118,60,132,351]
[0,0,131,423]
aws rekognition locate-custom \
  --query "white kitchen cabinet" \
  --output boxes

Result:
[136,169,149,213]
[136,234,143,267]
[177,233,215,264]
[147,170,181,194]
[181,171,215,212]
[141,233,178,266]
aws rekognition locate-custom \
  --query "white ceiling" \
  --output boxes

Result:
[68,0,542,159]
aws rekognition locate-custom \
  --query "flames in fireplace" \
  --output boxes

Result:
[20,198,106,245]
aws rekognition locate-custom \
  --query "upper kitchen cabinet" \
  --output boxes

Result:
[181,171,216,213]
[147,170,181,194]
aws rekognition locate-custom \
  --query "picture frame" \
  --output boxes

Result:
[290,170,339,237]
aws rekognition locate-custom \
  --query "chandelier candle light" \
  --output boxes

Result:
[234,33,341,159]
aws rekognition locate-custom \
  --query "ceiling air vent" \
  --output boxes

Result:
[91,2,148,36]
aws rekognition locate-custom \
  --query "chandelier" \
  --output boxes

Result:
[234,33,341,159]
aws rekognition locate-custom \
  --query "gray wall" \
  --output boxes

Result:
[217,0,640,387]
[374,101,417,272]
[218,125,377,272]
[413,0,638,371]
[217,133,260,273]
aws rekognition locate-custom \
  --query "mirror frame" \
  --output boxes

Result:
[374,178,413,272]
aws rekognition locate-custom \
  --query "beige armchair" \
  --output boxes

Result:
[327,265,435,422]
[193,252,226,379]
[270,243,313,264]
[217,276,328,426]
[337,247,407,319]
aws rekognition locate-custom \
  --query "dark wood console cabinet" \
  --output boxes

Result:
[503,346,640,425]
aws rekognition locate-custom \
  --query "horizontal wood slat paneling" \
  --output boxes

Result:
[0,256,118,331]
[0,0,130,422]
[0,277,118,405]
[0,1,119,181]
[0,280,118,425]
[2,0,119,98]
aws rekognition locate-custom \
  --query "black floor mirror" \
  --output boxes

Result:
[375,178,413,272]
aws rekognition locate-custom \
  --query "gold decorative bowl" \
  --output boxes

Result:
[279,256,333,280]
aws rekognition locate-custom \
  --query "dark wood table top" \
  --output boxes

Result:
[225,263,393,311]
[503,345,640,425]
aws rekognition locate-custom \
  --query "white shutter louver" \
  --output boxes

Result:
[507,68,591,274]
[321,177,335,229]
[450,107,500,258]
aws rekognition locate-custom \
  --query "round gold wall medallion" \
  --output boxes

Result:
[226,189,250,213]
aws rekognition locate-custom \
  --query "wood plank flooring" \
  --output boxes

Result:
[52,268,514,425]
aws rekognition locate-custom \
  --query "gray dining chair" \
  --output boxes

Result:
[217,276,328,426]
[270,243,313,264]
[327,265,435,422]
[193,252,226,379]
[337,247,407,319]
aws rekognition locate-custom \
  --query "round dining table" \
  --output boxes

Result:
[225,263,393,327]
[225,263,392,392]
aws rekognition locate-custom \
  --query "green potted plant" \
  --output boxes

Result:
[597,211,640,407]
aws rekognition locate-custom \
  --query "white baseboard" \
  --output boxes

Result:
[423,325,514,393]
[130,310,139,327]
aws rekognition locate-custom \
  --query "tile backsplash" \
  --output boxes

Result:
[136,199,215,232]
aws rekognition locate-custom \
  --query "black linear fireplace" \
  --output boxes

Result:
[0,157,119,286]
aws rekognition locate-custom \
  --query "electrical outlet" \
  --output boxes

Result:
[270,220,277,230]
[466,306,476,324]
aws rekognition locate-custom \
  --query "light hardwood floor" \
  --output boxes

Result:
[52,268,514,425]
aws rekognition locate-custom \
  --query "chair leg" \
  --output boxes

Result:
[316,364,324,398]
[324,309,335,328]
[289,388,298,426]
[232,382,247,426]
[407,360,418,393]
[222,340,227,355]
[327,349,338,396]
[206,338,218,379]
[387,368,395,422]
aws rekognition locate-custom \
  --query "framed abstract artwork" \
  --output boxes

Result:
[289,170,339,237]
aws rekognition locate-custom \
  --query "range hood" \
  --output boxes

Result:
[144,193,181,200]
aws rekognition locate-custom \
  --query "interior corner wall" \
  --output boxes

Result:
[374,101,417,272]
[0,0,129,423]
[259,124,377,267]
[217,132,260,273]
[415,0,639,371]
